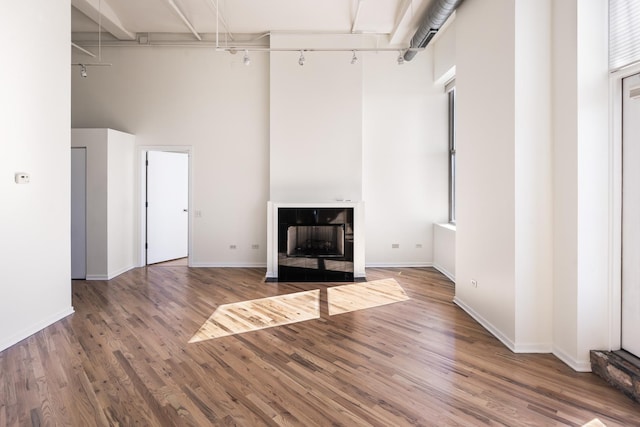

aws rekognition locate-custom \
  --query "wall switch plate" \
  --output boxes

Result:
[229,245,237,250]
[251,244,259,249]
[15,172,30,184]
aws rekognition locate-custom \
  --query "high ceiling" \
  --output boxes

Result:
[71,0,433,49]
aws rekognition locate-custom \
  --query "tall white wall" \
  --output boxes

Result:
[72,41,448,268]
[363,50,448,266]
[455,0,554,352]
[514,0,553,352]
[453,0,608,369]
[552,0,610,371]
[270,34,363,203]
[72,47,271,267]
[455,0,517,344]
[72,129,108,277]
[107,130,136,277]
[0,1,73,351]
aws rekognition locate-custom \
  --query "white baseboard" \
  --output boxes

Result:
[365,262,433,268]
[433,264,455,283]
[453,296,516,352]
[108,264,137,280]
[0,306,75,352]
[553,345,592,372]
[85,274,109,280]
[189,262,267,268]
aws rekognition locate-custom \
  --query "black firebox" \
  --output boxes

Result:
[278,207,354,281]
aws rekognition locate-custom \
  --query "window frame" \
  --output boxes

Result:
[446,79,456,224]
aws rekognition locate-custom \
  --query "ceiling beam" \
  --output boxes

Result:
[389,0,414,45]
[351,0,364,34]
[71,0,136,40]
[165,0,202,41]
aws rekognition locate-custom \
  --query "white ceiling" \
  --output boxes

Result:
[71,0,433,48]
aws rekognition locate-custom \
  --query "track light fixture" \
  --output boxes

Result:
[243,49,251,66]
[351,50,358,65]
[80,64,88,78]
[298,50,305,66]
[397,51,405,65]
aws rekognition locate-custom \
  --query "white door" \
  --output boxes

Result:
[71,148,87,279]
[146,151,189,264]
[622,72,640,358]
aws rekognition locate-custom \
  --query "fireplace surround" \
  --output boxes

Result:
[266,202,365,281]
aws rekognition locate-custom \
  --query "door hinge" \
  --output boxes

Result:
[145,202,148,208]
[145,243,148,249]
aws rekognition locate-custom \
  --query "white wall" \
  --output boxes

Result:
[552,0,610,371]
[455,0,517,345]
[513,0,553,352]
[107,130,137,277]
[72,40,448,268]
[71,129,137,279]
[72,129,108,277]
[0,1,73,351]
[433,224,456,281]
[433,18,457,84]
[72,47,271,267]
[452,0,609,370]
[270,34,363,203]
[363,49,448,266]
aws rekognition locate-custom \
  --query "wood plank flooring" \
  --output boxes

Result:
[1,267,639,426]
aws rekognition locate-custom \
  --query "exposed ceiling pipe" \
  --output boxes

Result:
[206,0,234,41]
[404,0,463,61]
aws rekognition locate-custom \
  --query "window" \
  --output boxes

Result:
[446,80,456,224]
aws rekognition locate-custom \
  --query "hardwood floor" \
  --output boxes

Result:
[1,267,638,426]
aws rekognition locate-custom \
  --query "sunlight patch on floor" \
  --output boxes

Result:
[189,290,320,342]
[190,279,410,343]
[327,278,409,315]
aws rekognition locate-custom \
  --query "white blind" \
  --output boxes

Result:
[610,0,640,71]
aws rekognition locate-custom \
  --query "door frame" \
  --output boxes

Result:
[137,145,193,267]
[609,63,640,351]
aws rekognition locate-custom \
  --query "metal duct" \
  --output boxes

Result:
[404,0,464,61]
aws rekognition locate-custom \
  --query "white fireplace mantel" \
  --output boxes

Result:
[266,201,366,280]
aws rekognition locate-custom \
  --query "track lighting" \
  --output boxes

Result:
[397,51,405,65]
[351,50,358,65]
[298,50,305,66]
[243,49,251,66]
[80,64,88,78]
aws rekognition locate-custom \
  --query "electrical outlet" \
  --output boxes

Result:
[14,172,30,184]
[415,243,423,249]
[251,244,259,250]
[471,279,478,288]
[229,245,237,250]
[194,210,202,218]
[392,243,400,249]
